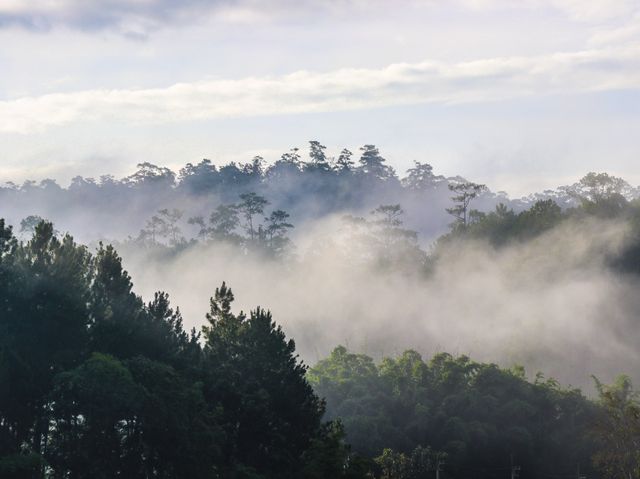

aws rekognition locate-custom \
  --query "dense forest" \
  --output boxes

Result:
[3,148,640,478]
[1,214,640,478]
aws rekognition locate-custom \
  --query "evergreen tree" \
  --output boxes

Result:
[202,283,325,478]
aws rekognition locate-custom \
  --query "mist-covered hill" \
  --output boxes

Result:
[3,142,630,245]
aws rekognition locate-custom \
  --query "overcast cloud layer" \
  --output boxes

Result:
[2,45,640,135]
[0,0,639,195]
[1,1,639,32]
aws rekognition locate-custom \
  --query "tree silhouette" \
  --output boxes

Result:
[446,181,487,229]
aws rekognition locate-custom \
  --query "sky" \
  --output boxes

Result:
[0,0,639,197]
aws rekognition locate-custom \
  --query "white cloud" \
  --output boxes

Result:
[457,0,638,21]
[1,0,638,35]
[1,45,639,134]
[589,12,640,46]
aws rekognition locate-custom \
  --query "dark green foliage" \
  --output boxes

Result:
[302,421,372,479]
[0,452,46,479]
[202,283,325,477]
[374,445,441,479]
[48,353,143,478]
[442,199,564,247]
[591,375,640,479]
[0,222,91,463]
[309,347,600,479]
[439,184,640,280]
[0,220,351,479]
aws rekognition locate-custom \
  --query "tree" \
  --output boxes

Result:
[144,291,201,367]
[265,209,294,256]
[266,148,303,180]
[369,205,422,265]
[242,155,265,178]
[238,192,269,242]
[570,172,630,204]
[49,353,143,479]
[202,282,325,478]
[442,199,565,247]
[69,175,98,191]
[0,221,91,469]
[302,421,370,479]
[19,215,45,238]
[308,141,331,172]
[445,181,487,229]
[592,375,640,479]
[140,209,185,245]
[335,149,355,173]
[125,162,176,187]
[0,218,358,478]
[339,205,426,270]
[189,204,241,243]
[187,215,208,240]
[209,204,241,242]
[89,243,146,359]
[178,159,219,194]
[374,446,441,479]
[564,172,632,218]
[142,213,164,243]
[0,218,16,257]
[403,162,445,190]
[281,147,302,167]
[358,145,395,181]
[310,346,598,478]
[517,199,562,237]
[375,448,410,479]
[158,208,185,245]
[218,162,245,188]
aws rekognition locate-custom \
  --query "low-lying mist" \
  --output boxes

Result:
[118,214,639,392]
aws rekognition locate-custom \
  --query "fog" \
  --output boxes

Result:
[117,214,640,393]
[2,157,639,392]
[0,154,576,245]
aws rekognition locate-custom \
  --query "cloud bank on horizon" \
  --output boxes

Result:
[0,0,639,195]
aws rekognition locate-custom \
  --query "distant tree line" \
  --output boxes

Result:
[4,141,637,246]
[437,171,640,275]
[0,141,511,242]
[125,170,640,279]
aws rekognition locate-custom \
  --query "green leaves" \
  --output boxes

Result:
[202,283,325,478]
[310,346,598,478]
[0,222,341,479]
[592,375,640,479]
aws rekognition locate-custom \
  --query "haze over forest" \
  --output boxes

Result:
[3,150,640,391]
[3,154,640,478]
[2,1,640,478]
